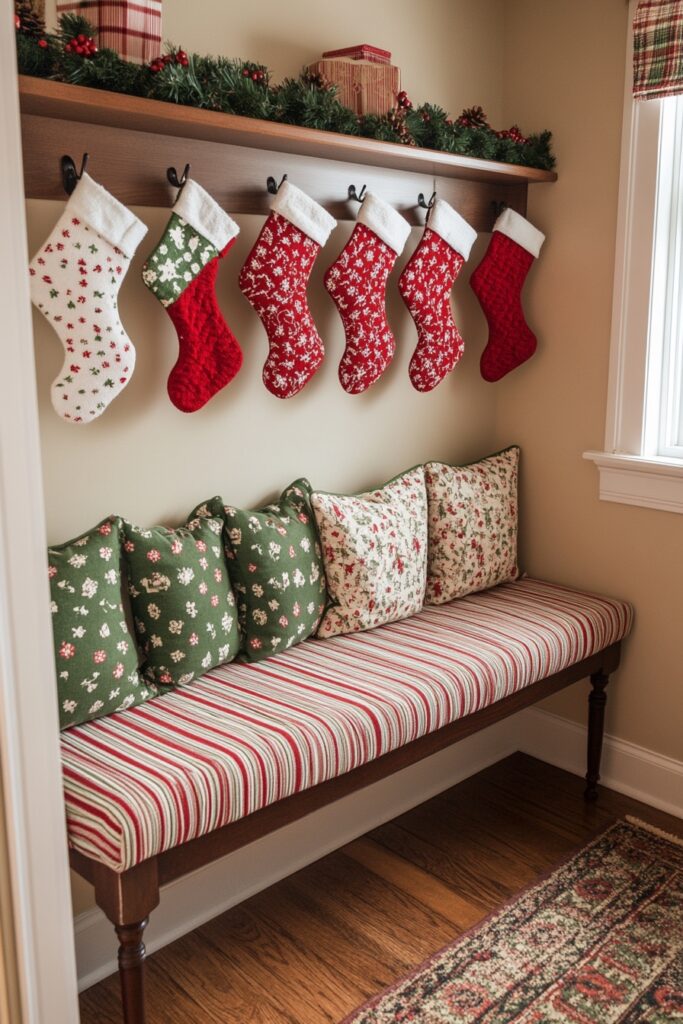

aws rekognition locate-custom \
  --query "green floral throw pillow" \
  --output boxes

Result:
[191,479,326,662]
[123,516,240,685]
[48,516,155,731]
[424,446,520,605]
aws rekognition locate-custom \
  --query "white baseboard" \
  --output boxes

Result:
[75,717,518,991]
[75,706,683,991]
[518,708,683,819]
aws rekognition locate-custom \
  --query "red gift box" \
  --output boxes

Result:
[322,44,392,66]
[56,0,162,65]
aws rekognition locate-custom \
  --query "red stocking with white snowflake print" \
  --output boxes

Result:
[324,193,410,395]
[238,181,336,399]
[470,208,545,382]
[29,173,147,423]
[399,199,477,392]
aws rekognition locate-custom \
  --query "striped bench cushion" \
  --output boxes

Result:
[60,579,632,872]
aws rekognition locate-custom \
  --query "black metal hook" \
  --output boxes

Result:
[61,153,89,196]
[266,174,288,195]
[492,201,508,217]
[167,163,191,197]
[347,184,367,204]
[417,190,437,211]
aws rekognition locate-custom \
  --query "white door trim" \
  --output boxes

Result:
[0,2,80,1021]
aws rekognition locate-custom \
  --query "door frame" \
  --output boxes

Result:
[0,2,81,1020]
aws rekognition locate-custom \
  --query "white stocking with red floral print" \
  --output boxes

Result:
[399,199,477,392]
[324,193,410,395]
[29,173,147,423]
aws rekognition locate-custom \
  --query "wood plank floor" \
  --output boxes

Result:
[79,753,683,1024]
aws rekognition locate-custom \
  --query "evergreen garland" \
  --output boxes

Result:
[15,9,555,172]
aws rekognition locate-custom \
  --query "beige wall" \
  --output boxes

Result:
[28,0,505,915]
[498,0,683,760]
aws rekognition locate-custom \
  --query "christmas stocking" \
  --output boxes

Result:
[29,173,147,423]
[470,208,545,382]
[238,181,336,399]
[399,199,477,392]
[142,180,241,412]
[325,193,410,394]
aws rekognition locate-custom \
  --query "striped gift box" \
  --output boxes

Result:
[309,57,401,116]
[56,0,162,65]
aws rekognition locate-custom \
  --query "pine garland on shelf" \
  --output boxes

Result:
[15,8,556,172]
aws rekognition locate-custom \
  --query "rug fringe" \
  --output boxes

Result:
[626,815,683,848]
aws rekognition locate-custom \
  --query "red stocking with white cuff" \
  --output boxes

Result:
[238,181,336,399]
[399,199,477,392]
[470,208,545,382]
[324,193,410,395]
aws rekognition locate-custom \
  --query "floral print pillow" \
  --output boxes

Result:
[191,479,327,662]
[312,467,428,639]
[123,516,240,686]
[48,516,155,731]
[424,446,520,605]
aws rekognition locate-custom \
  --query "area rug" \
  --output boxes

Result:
[343,818,683,1023]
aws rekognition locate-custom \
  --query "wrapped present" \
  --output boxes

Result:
[322,44,392,65]
[56,0,162,64]
[309,46,400,116]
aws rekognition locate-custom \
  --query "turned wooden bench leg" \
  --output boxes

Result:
[92,858,160,1024]
[115,919,150,1024]
[585,669,609,801]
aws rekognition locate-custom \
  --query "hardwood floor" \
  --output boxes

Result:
[78,753,683,1024]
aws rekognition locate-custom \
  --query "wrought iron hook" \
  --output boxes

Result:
[167,163,191,197]
[61,153,89,196]
[266,174,288,195]
[492,200,508,218]
[347,184,367,204]
[417,190,437,211]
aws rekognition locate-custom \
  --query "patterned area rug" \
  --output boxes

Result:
[343,818,683,1023]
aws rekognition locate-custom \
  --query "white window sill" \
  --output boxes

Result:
[583,450,683,514]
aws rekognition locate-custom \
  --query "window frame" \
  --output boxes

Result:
[584,0,683,514]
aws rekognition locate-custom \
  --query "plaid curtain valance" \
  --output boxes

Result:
[634,0,683,100]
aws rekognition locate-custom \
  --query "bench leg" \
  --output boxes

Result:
[115,919,150,1024]
[92,858,160,1024]
[585,669,609,801]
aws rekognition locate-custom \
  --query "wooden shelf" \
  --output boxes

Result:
[19,76,556,228]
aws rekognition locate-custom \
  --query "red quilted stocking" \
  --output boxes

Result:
[142,179,242,412]
[238,181,336,399]
[470,208,545,382]
[399,200,477,392]
[324,193,410,394]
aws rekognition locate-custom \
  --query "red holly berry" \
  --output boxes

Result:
[242,67,250,77]
[38,38,47,48]
[14,14,20,28]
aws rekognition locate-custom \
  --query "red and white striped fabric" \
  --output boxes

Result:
[60,579,632,872]
[56,1,162,65]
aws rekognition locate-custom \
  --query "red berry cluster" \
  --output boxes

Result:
[497,124,528,145]
[149,48,189,73]
[241,62,267,83]
[65,33,97,57]
[396,90,412,110]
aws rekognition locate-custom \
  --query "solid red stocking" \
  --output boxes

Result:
[470,208,545,382]
[238,181,336,399]
[324,193,410,395]
[142,179,242,412]
[399,199,477,392]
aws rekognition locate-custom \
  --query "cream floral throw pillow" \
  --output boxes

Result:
[313,466,428,638]
[424,446,520,605]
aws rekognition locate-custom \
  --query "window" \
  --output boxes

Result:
[584,1,683,513]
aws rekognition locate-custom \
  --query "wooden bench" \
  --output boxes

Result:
[63,579,631,1024]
